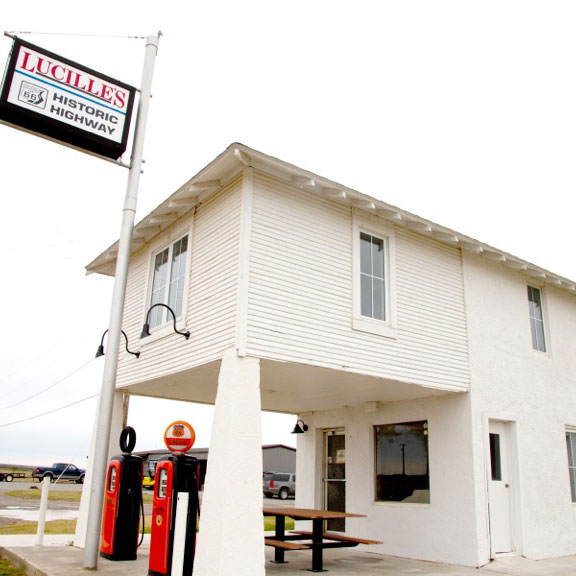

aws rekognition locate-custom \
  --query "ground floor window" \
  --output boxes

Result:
[375,421,430,503]
[566,429,576,502]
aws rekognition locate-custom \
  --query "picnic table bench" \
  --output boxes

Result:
[263,507,382,572]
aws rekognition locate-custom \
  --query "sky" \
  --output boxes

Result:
[1,1,576,467]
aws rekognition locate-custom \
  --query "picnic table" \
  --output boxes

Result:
[263,506,382,572]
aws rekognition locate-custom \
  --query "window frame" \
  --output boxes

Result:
[142,226,192,341]
[527,284,548,353]
[566,428,576,503]
[352,214,397,338]
[373,419,430,506]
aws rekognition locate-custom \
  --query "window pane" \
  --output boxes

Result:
[373,278,386,321]
[527,286,546,352]
[490,433,502,481]
[168,236,188,318]
[360,233,372,275]
[371,236,385,279]
[150,249,169,328]
[375,421,429,503]
[567,432,576,503]
[361,274,372,317]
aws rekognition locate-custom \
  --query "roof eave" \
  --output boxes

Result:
[85,143,576,295]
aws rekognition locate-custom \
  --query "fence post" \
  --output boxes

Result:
[36,476,50,546]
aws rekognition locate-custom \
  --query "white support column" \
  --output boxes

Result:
[74,391,126,548]
[193,348,265,576]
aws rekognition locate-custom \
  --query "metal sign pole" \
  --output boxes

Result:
[83,32,160,569]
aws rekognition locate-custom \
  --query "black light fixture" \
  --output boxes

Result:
[291,419,308,434]
[96,329,140,359]
[140,302,191,340]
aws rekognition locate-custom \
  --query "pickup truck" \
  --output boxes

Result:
[32,463,86,484]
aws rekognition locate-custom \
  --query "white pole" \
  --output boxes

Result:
[36,477,50,546]
[83,32,160,569]
[170,492,189,576]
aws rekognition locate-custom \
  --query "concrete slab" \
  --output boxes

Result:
[3,540,576,576]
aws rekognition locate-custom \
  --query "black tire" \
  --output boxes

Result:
[43,473,54,483]
[76,475,85,484]
[119,426,137,454]
[279,488,289,500]
[5,474,13,482]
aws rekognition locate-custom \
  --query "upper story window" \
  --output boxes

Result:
[566,429,576,503]
[527,285,546,352]
[360,233,386,321]
[149,235,189,329]
[353,215,397,338]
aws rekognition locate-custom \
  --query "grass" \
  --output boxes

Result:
[6,490,80,502]
[1,489,292,535]
[0,516,293,535]
[0,557,27,576]
[0,519,77,535]
[6,490,154,504]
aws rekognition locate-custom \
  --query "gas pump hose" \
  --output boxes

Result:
[138,495,145,548]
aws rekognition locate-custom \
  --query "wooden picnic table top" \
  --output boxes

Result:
[262,507,365,520]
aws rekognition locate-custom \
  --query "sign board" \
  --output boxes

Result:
[0,38,136,160]
[164,421,196,454]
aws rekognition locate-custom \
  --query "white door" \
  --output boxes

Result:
[488,420,513,554]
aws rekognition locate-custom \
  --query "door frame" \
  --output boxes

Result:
[483,415,522,558]
[322,428,346,530]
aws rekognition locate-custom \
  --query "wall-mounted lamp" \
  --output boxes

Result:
[96,329,140,359]
[291,419,308,434]
[140,303,191,340]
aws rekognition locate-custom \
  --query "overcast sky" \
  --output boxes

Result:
[1,1,576,467]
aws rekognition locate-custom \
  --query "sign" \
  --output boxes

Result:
[164,421,196,454]
[0,38,136,160]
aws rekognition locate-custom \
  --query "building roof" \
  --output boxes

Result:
[87,143,576,294]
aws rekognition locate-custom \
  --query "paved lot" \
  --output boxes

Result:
[3,538,576,576]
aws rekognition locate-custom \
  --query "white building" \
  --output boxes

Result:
[84,143,576,569]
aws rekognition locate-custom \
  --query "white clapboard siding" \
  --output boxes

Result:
[116,178,242,386]
[246,171,469,391]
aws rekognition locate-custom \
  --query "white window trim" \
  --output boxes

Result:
[141,224,193,344]
[352,213,397,339]
[527,283,550,356]
[566,427,576,505]
[371,419,431,507]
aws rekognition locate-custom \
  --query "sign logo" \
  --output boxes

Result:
[164,420,196,454]
[18,82,47,109]
[0,38,136,160]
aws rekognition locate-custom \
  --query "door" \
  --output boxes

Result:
[488,420,513,554]
[323,428,346,531]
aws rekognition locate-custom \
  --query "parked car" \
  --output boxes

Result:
[263,472,296,500]
[32,463,86,483]
[143,476,155,490]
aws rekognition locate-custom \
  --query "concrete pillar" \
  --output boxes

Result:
[193,348,264,576]
[74,390,126,548]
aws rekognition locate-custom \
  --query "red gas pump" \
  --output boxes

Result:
[100,427,143,561]
[148,421,199,576]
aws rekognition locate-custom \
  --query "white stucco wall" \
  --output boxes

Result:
[295,392,482,567]
[463,253,576,561]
